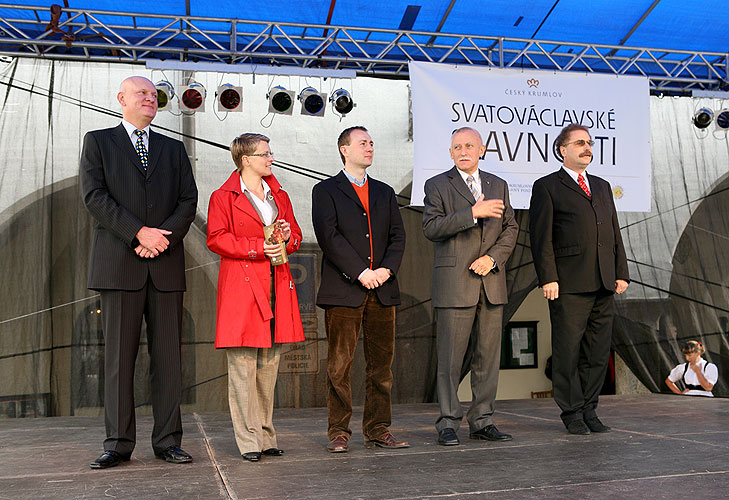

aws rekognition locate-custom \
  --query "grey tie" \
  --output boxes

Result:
[466,175,479,200]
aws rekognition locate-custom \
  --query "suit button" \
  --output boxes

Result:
[146,179,151,184]
[365,233,369,238]
[362,212,366,216]
[367,256,371,260]
[598,243,602,247]
[147,204,153,208]
[245,277,249,281]
[239,222,243,226]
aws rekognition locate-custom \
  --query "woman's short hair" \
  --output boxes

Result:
[681,340,705,355]
[231,133,270,173]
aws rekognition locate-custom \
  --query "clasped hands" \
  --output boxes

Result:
[134,226,172,258]
[359,268,391,290]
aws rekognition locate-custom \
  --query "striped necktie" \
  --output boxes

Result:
[133,129,149,171]
[466,175,479,200]
[577,173,591,198]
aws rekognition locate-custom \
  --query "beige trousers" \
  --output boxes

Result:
[226,345,282,454]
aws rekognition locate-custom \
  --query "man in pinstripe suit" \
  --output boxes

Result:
[80,76,198,468]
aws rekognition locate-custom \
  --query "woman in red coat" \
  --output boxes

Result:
[207,133,305,462]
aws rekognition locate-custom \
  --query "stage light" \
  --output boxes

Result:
[217,84,242,112]
[155,81,175,111]
[179,82,206,112]
[330,88,355,116]
[267,86,295,115]
[693,107,714,129]
[716,109,729,130]
[298,87,327,117]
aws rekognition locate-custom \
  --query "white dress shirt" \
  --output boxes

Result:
[121,120,150,150]
[561,165,591,194]
[240,177,275,225]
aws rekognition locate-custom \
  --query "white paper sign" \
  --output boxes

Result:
[409,61,651,211]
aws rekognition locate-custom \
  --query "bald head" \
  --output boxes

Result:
[117,76,158,129]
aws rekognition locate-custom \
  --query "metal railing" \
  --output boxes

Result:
[0,4,726,94]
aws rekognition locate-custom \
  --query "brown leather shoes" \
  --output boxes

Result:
[327,435,349,453]
[365,432,410,449]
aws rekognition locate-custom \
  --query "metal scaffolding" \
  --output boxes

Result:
[0,3,727,94]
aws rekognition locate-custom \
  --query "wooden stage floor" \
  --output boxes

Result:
[1,394,727,499]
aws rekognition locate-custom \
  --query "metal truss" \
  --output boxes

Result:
[0,3,727,94]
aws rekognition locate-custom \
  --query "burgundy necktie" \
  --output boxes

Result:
[578,173,591,198]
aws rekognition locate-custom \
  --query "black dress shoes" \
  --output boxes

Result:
[584,416,611,433]
[470,424,513,441]
[566,420,591,435]
[437,428,460,446]
[262,448,284,456]
[90,450,130,469]
[242,452,262,462]
[155,445,193,463]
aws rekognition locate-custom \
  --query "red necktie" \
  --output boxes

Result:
[578,173,591,198]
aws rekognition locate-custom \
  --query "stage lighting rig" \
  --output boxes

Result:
[179,82,206,113]
[155,81,175,111]
[693,107,714,129]
[217,84,243,112]
[298,87,327,117]
[330,89,355,117]
[716,109,729,130]
[267,86,295,115]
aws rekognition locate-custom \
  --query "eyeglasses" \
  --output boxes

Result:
[247,152,275,158]
[564,139,595,148]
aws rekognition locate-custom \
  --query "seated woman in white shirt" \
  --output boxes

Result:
[665,340,718,397]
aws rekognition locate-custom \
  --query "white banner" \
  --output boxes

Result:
[409,62,651,211]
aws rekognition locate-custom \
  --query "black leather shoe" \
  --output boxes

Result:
[437,428,460,446]
[242,452,262,462]
[262,448,284,456]
[584,416,611,433]
[90,450,130,469]
[470,424,513,441]
[566,420,591,435]
[154,445,193,463]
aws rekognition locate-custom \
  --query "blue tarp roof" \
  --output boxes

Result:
[2,0,727,53]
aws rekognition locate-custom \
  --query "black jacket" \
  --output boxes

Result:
[80,123,198,291]
[529,168,629,293]
[312,171,405,307]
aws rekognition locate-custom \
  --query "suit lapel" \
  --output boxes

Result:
[335,171,365,210]
[586,173,602,208]
[110,124,146,176]
[447,166,476,205]
[146,130,163,178]
[558,168,591,202]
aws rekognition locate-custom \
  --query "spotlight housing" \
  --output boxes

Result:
[693,107,714,129]
[330,88,355,116]
[716,109,729,130]
[298,87,327,117]
[179,82,206,112]
[217,84,242,112]
[155,81,175,111]
[267,86,295,115]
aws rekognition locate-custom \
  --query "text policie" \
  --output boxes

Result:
[451,102,617,166]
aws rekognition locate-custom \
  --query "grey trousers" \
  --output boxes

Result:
[435,287,503,433]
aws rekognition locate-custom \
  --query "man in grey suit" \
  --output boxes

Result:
[81,76,197,468]
[423,127,518,446]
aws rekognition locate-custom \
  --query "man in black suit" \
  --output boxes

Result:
[529,123,629,435]
[81,76,198,468]
[312,126,408,453]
